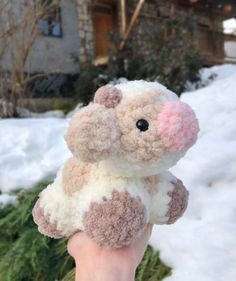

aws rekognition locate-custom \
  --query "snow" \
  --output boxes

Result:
[0,118,71,192]
[0,99,65,119]
[0,194,17,208]
[223,18,236,35]
[108,77,129,85]
[150,68,236,281]
[186,64,236,91]
[199,64,236,83]
[0,64,236,280]
[19,108,65,118]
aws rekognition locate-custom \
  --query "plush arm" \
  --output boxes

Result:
[32,158,91,238]
[32,194,64,239]
[32,167,69,238]
[143,172,189,225]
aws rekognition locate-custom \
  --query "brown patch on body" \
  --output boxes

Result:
[63,157,92,196]
[167,179,189,224]
[116,92,166,163]
[32,198,63,239]
[83,190,147,248]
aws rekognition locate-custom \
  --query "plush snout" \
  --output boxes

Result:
[157,101,199,152]
[65,104,120,162]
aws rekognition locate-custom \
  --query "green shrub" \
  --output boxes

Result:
[105,6,202,96]
[74,6,202,105]
[74,63,111,105]
[136,246,171,281]
[0,184,74,281]
[53,98,73,114]
[127,17,202,95]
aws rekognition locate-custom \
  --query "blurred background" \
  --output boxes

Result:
[0,1,236,281]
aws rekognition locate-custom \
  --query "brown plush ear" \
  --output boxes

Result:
[94,85,122,108]
[65,104,120,163]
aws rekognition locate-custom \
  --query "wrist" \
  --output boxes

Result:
[74,254,136,281]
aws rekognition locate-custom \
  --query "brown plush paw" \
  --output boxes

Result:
[167,179,189,224]
[32,198,63,239]
[82,190,147,248]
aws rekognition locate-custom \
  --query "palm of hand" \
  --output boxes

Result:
[67,224,153,281]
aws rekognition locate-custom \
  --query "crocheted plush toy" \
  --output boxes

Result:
[32,81,199,248]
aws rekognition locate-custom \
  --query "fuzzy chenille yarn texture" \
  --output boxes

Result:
[32,80,199,248]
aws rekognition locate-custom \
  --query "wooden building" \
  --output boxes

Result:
[82,0,236,66]
[177,0,236,64]
[1,0,236,76]
[1,0,235,112]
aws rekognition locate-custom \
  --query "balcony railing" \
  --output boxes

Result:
[195,26,236,65]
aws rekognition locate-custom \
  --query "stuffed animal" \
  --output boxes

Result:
[32,81,199,248]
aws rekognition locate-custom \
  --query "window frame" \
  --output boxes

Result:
[35,0,63,38]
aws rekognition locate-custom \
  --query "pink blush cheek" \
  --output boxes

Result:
[157,101,199,152]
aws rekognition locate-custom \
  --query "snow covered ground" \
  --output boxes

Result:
[150,65,236,281]
[0,119,70,193]
[0,64,236,280]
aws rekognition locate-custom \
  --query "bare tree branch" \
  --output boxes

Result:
[0,0,61,117]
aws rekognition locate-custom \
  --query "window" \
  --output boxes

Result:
[36,0,62,38]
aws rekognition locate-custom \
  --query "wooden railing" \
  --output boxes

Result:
[195,26,236,65]
[224,33,236,62]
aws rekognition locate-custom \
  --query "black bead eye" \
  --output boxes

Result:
[136,119,149,132]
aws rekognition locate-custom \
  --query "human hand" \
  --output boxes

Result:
[67,224,153,281]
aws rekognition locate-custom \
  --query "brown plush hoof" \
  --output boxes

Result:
[167,179,189,224]
[83,190,147,248]
[32,198,63,239]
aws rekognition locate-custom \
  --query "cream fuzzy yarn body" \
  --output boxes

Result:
[33,81,199,248]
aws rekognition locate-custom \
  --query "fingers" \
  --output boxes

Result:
[146,223,153,238]
[137,224,152,245]
[67,231,103,259]
[67,224,154,261]
[131,223,153,265]
[67,231,85,258]
[137,223,153,246]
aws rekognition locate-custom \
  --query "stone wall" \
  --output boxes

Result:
[76,0,94,63]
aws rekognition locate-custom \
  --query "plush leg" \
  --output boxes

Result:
[144,172,189,225]
[166,178,189,224]
[82,190,148,248]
